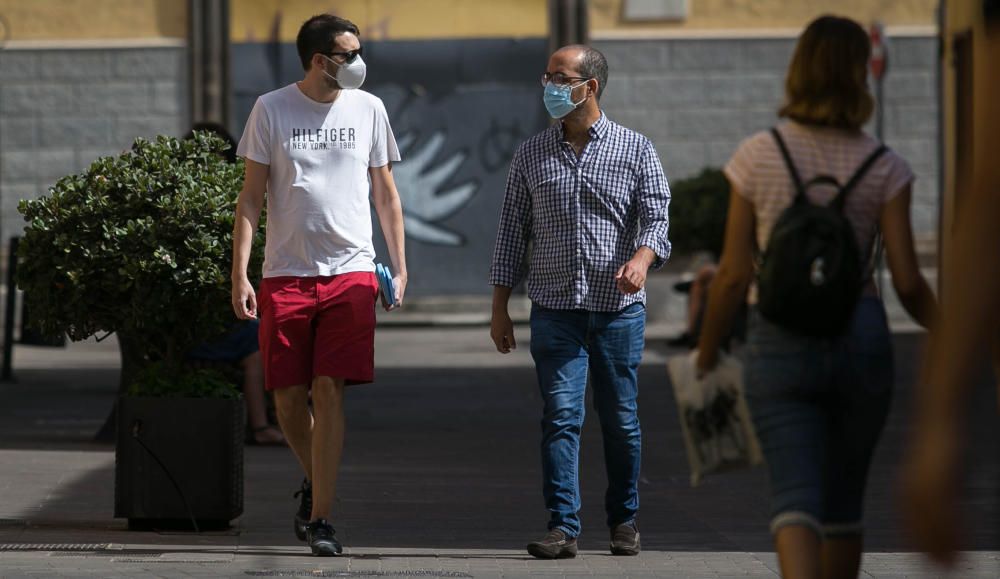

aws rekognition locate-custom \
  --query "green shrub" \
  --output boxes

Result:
[17,131,264,396]
[668,168,731,259]
[127,362,241,399]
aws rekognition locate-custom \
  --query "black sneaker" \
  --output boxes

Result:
[306,519,343,556]
[293,478,312,541]
[610,521,640,556]
[527,528,577,559]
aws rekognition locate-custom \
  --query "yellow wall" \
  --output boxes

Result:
[0,0,185,41]
[230,0,547,42]
[2,0,936,43]
[590,0,938,32]
[0,0,547,43]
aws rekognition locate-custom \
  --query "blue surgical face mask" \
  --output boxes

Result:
[543,80,588,119]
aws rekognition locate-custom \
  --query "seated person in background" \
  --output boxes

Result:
[668,260,747,350]
[668,262,718,348]
[189,320,285,445]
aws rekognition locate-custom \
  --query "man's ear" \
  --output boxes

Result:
[588,78,599,100]
[311,52,326,71]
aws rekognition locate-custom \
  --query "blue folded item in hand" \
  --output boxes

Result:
[375,263,396,308]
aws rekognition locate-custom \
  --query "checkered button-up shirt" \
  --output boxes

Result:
[490,113,671,312]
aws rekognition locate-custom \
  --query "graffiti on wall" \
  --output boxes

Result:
[395,131,478,246]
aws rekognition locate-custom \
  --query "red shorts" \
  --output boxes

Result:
[258,272,378,390]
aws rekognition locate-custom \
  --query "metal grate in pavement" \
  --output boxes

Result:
[245,572,473,578]
[0,543,111,551]
[114,556,230,564]
[110,554,164,563]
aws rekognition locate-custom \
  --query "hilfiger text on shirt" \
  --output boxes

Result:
[291,127,357,150]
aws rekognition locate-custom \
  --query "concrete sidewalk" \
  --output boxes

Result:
[0,325,997,578]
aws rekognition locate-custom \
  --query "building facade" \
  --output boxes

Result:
[0,0,941,297]
[0,0,189,244]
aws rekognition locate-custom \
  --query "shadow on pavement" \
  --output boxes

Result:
[1,335,997,555]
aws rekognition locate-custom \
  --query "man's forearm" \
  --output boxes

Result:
[492,285,513,313]
[232,197,261,280]
[375,194,407,277]
[631,246,657,269]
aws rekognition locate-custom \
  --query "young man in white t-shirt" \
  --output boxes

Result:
[231,13,407,557]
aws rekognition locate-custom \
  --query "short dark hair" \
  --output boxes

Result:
[296,14,360,71]
[575,45,609,100]
[779,15,873,130]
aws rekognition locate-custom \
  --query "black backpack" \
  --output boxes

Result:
[757,128,887,337]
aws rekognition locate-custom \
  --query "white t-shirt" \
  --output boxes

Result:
[237,83,401,278]
[724,120,914,302]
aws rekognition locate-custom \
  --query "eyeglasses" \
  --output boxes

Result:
[324,47,363,63]
[540,72,591,87]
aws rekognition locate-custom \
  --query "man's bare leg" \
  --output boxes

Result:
[274,385,314,480]
[310,376,346,520]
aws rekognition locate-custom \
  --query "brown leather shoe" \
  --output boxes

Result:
[610,521,640,556]
[527,528,578,559]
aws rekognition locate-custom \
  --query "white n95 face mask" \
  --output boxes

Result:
[322,54,366,90]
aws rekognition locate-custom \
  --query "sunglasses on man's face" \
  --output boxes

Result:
[325,47,363,63]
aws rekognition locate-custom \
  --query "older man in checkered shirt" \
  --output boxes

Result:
[489,44,671,560]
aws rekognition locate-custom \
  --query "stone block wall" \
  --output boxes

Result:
[595,34,940,242]
[0,46,188,240]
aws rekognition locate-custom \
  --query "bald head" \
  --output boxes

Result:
[550,44,608,99]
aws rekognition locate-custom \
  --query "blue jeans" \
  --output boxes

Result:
[529,302,646,538]
[744,297,894,537]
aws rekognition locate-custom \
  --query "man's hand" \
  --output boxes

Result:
[616,252,653,294]
[490,308,517,354]
[384,272,408,311]
[232,277,257,319]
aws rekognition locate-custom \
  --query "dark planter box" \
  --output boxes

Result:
[115,396,244,528]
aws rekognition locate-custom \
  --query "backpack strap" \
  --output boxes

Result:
[837,144,889,283]
[770,128,806,202]
[831,144,889,212]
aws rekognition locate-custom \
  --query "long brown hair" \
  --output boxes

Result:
[779,16,874,130]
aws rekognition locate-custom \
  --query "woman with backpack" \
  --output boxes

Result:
[695,15,937,579]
